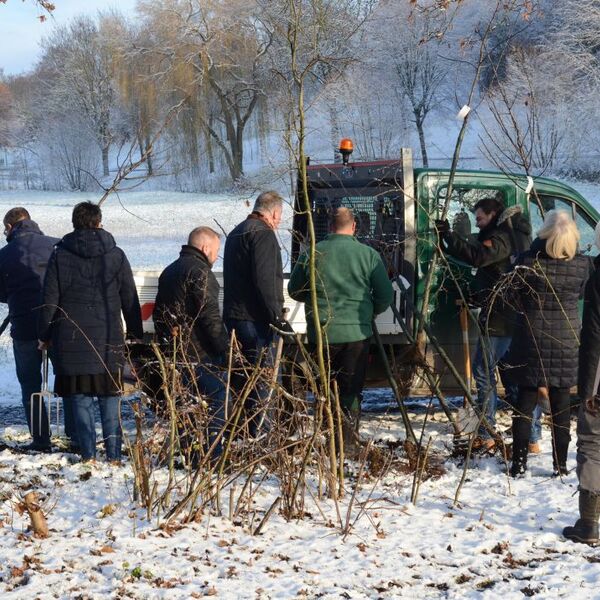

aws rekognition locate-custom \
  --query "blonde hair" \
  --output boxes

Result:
[537,209,580,260]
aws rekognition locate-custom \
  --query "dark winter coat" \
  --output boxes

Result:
[442,206,532,337]
[0,220,59,340]
[38,228,143,376]
[578,255,600,399]
[153,245,228,362]
[223,213,284,326]
[507,237,591,388]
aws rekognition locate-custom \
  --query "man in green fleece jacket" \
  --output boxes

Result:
[288,207,394,448]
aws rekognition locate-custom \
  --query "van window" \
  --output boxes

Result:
[437,187,504,240]
[575,206,599,256]
[528,194,574,235]
[529,194,597,256]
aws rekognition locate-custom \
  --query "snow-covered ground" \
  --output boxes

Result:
[0,413,598,599]
[1,187,600,599]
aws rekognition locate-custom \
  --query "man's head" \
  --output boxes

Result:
[472,197,504,230]
[188,226,221,265]
[253,191,283,230]
[3,207,30,238]
[72,202,102,230]
[330,207,356,235]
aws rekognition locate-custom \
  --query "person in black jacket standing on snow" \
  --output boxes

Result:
[563,222,600,545]
[38,202,143,463]
[0,207,60,451]
[223,191,284,436]
[509,210,591,478]
[154,226,229,458]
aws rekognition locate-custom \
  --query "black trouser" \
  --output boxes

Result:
[326,340,370,416]
[512,386,571,468]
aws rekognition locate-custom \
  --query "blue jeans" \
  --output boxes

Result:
[196,363,226,458]
[225,319,272,437]
[473,336,542,440]
[13,339,50,445]
[67,394,121,461]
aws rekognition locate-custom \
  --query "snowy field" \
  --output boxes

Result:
[0,187,600,598]
[0,414,598,599]
[0,189,294,408]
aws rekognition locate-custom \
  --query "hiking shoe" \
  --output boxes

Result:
[473,437,496,452]
[528,442,541,454]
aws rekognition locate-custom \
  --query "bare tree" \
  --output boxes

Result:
[380,4,447,167]
[137,0,272,183]
[41,15,117,177]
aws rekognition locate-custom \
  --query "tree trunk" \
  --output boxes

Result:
[102,144,110,177]
[415,114,428,168]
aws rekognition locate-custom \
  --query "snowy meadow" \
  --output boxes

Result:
[0,188,599,599]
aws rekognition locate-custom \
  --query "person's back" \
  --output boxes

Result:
[0,217,58,340]
[223,212,283,326]
[288,207,393,452]
[43,226,141,376]
[289,233,393,344]
[222,191,285,438]
[0,208,59,451]
[38,202,142,463]
[154,228,228,362]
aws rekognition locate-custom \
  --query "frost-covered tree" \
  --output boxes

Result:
[40,15,117,177]
[137,0,273,182]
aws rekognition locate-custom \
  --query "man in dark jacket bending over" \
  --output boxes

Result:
[223,191,284,437]
[288,207,393,451]
[154,226,228,458]
[436,197,540,450]
[0,207,61,451]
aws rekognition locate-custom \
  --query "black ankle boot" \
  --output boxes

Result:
[510,439,528,477]
[563,490,600,545]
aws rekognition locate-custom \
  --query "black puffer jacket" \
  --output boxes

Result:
[578,255,600,399]
[507,238,591,388]
[153,245,228,362]
[443,206,531,336]
[38,228,143,376]
[223,213,284,325]
[0,220,58,340]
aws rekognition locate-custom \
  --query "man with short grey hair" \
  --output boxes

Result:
[223,190,285,436]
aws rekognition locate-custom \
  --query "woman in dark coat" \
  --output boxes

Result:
[509,210,591,477]
[564,222,600,545]
[38,202,143,463]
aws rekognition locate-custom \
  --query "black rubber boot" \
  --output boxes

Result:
[552,430,570,477]
[510,439,528,477]
[563,490,600,546]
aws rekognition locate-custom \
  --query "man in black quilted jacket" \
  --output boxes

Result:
[223,191,284,436]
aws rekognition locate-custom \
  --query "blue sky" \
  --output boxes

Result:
[0,0,137,76]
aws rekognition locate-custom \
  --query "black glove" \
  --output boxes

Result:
[274,319,295,335]
[434,219,450,237]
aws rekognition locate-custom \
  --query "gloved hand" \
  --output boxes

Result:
[434,219,450,237]
[274,320,295,335]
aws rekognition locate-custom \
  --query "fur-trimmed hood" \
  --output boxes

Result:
[497,205,531,237]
